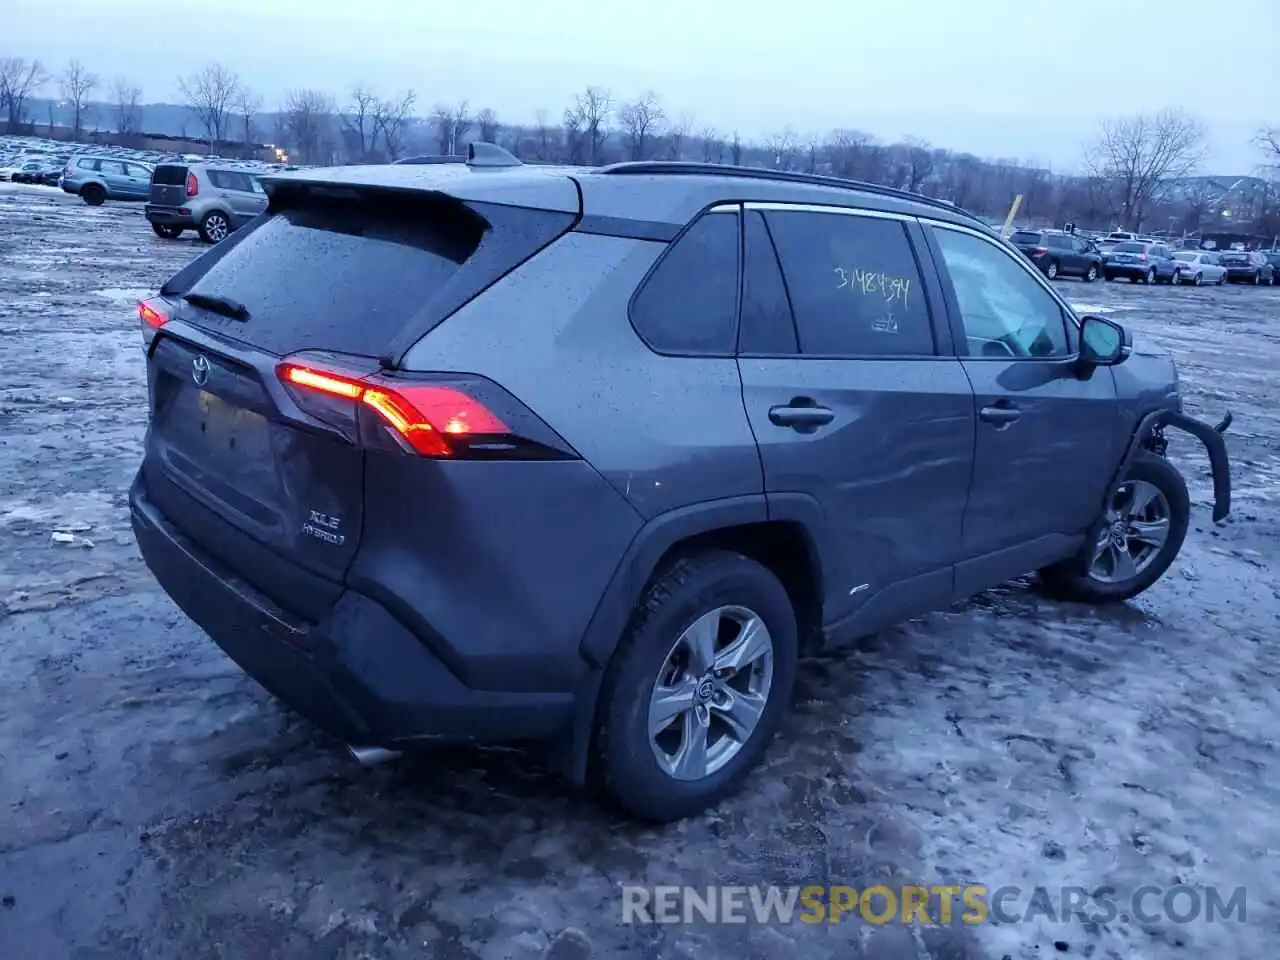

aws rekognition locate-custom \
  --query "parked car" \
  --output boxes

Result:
[128,148,1233,822]
[1103,240,1179,284]
[1262,250,1280,280]
[1102,231,1138,245]
[145,161,269,242]
[0,158,27,181]
[1171,251,1228,286]
[12,158,59,185]
[1219,250,1275,285]
[1009,229,1102,281]
[61,154,154,204]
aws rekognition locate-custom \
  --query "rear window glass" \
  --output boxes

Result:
[152,165,188,185]
[183,199,488,357]
[1009,231,1042,244]
[1113,242,1146,252]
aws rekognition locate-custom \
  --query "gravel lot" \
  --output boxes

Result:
[1,184,1277,960]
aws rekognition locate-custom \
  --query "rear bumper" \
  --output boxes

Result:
[129,475,575,748]
[1223,267,1258,280]
[145,204,198,228]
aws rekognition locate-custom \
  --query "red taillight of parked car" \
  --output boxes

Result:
[1032,247,1047,257]
[185,172,199,197]
[277,361,510,458]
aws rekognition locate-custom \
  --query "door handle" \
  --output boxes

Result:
[769,403,835,429]
[979,404,1021,424]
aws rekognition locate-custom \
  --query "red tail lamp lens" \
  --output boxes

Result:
[277,362,509,457]
[138,298,169,329]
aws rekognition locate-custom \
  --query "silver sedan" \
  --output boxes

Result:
[1172,251,1228,286]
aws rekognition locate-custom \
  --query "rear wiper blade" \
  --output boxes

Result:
[182,291,250,320]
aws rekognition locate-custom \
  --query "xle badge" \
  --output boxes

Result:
[302,510,345,546]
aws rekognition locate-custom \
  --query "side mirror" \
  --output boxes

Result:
[1079,315,1131,369]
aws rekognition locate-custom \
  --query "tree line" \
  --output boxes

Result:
[3,54,1278,236]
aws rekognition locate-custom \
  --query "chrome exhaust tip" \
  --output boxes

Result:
[347,745,402,766]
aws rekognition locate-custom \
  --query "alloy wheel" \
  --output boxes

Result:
[205,214,229,242]
[1088,479,1171,584]
[648,605,774,781]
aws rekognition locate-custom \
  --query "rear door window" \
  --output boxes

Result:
[763,209,935,357]
[630,209,740,356]
[1047,234,1070,249]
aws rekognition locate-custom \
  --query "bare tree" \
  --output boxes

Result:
[1084,109,1207,230]
[565,87,611,165]
[902,136,935,192]
[476,107,500,143]
[533,109,556,161]
[283,89,337,164]
[236,89,261,157]
[618,91,664,160]
[431,101,471,155]
[1258,128,1280,169]
[763,129,802,170]
[59,60,98,139]
[372,90,416,160]
[178,64,240,149]
[112,78,142,138]
[0,57,49,127]
[344,85,379,160]
[730,131,742,165]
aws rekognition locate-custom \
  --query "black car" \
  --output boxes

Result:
[1009,229,1103,282]
[1219,250,1275,285]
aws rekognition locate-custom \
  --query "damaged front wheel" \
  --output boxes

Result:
[1040,454,1190,603]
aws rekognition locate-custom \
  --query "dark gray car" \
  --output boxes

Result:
[127,145,1233,822]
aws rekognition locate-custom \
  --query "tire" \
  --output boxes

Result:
[1193,272,1202,286]
[1142,268,1156,284]
[1039,454,1190,604]
[1104,272,1115,282]
[1084,264,1098,283]
[1252,271,1261,285]
[1045,260,1060,281]
[151,222,182,239]
[592,550,799,822]
[198,210,231,244]
[81,184,105,206]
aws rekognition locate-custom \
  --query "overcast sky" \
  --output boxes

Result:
[6,0,1276,173]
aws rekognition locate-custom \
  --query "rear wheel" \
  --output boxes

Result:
[1192,272,1202,286]
[1040,454,1189,604]
[1142,267,1156,284]
[1046,260,1060,280]
[1084,264,1098,282]
[198,210,231,244]
[151,223,182,239]
[81,183,105,206]
[593,551,798,822]
[1252,271,1261,285]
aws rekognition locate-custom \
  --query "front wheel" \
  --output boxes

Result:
[1084,264,1098,283]
[592,550,798,822]
[1039,454,1190,604]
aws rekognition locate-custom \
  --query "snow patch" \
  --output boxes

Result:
[92,287,152,306]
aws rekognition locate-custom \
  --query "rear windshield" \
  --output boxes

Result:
[1113,242,1146,252]
[1009,231,1042,244]
[152,164,188,185]
[177,191,573,357]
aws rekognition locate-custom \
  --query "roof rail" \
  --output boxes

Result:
[596,160,969,219]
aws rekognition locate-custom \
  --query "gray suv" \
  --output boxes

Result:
[60,153,153,204]
[145,161,268,242]
[128,144,1232,822]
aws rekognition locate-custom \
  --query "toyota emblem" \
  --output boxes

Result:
[191,354,211,386]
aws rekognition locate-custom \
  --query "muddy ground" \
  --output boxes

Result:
[1,184,1277,960]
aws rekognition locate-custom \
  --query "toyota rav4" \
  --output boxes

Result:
[130,144,1232,822]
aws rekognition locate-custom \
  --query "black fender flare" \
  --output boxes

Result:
[1113,407,1232,522]
[555,493,828,784]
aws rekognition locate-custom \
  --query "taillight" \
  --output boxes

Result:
[1031,246,1047,257]
[185,172,198,197]
[138,297,170,350]
[277,361,513,458]
[1139,254,1148,261]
